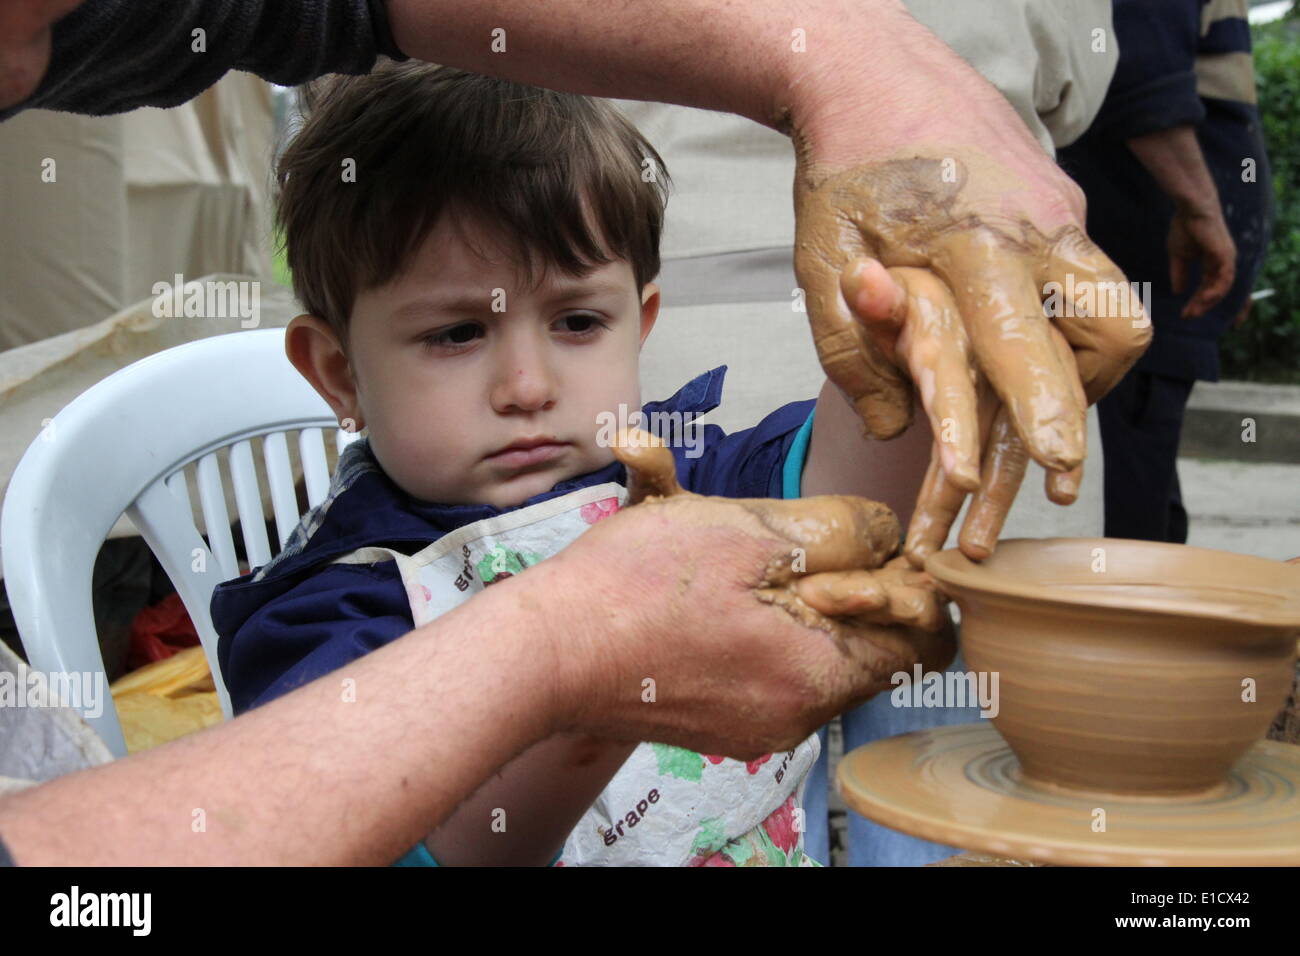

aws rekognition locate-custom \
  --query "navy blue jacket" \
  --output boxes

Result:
[1058,0,1274,381]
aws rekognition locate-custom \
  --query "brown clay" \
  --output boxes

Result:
[610,430,952,646]
[926,538,1300,796]
[615,428,900,575]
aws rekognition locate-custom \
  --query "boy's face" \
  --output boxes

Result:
[287,210,659,509]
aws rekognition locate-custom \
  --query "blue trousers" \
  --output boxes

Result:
[802,650,982,866]
[1097,370,1195,544]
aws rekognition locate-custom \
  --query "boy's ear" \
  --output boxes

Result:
[284,314,365,431]
[638,282,660,347]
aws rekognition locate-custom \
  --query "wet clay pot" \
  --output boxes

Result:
[926,538,1300,797]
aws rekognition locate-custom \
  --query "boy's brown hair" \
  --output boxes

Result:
[275,61,671,356]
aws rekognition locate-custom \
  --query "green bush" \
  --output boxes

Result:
[1218,18,1300,382]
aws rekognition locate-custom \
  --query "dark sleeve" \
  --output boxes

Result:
[0,833,15,866]
[1,0,409,121]
[680,400,816,499]
[1086,0,1207,140]
[218,562,416,713]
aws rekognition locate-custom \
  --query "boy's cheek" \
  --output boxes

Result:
[573,437,620,479]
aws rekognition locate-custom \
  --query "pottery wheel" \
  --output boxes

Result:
[837,723,1300,866]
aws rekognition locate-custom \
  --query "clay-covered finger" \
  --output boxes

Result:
[793,229,913,439]
[888,267,981,490]
[884,584,945,632]
[1040,227,1152,404]
[609,427,683,503]
[756,495,901,585]
[1045,463,1083,506]
[903,444,968,569]
[870,561,948,632]
[793,570,888,617]
[959,405,1029,561]
[936,227,1084,472]
[840,258,907,367]
[904,381,1000,568]
[820,584,944,632]
[1043,325,1087,505]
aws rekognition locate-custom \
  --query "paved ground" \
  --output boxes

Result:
[1180,458,1300,560]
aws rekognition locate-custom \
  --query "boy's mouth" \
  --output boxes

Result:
[483,437,570,470]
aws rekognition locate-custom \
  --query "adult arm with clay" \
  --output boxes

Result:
[421,434,949,866]
[0,474,951,867]
[383,0,1150,563]
[3,0,1148,564]
[831,258,1095,567]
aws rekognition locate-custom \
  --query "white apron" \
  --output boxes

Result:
[330,482,820,866]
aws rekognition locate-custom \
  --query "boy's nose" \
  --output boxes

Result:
[489,342,557,414]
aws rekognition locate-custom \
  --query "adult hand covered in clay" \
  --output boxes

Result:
[785,16,1151,562]
[795,162,1149,564]
[841,260,1088,565]
[547,429,955,759]
[793,150,1149,461]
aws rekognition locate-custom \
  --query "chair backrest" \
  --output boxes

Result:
[1,328,359,757]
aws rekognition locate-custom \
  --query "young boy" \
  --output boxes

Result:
[212,62,940,867]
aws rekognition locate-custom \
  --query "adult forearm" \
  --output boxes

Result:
[385,0,958,147]
[803,379,933,529]
[423,734,636,866]
[0,566,568,866]
[1127,125,1221,214]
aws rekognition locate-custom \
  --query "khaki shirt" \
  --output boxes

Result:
[613,0,1119,263]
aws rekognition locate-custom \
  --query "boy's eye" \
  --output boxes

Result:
[558,313,605,334]
[423,323,482,348]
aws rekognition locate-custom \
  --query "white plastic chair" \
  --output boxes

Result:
[1,328,360,757]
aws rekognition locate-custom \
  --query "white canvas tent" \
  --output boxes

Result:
[0,74,305,561]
